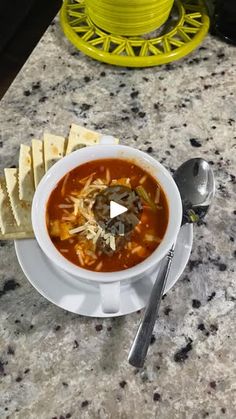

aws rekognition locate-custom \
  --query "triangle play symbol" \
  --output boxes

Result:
[110,201,128,219]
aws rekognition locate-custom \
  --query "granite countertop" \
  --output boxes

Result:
[0,18,236,419]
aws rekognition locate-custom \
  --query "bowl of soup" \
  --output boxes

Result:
[32,144,182,313]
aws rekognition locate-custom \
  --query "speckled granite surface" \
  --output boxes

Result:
[0,18,236,419]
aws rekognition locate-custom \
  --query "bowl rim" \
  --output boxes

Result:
[32,144,182,282]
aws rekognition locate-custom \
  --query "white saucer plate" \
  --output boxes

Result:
[15,224,193,318]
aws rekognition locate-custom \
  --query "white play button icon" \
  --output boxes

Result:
[110,200,128,219]
[93,185,142,235]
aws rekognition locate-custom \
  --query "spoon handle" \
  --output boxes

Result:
[128,245,175,368]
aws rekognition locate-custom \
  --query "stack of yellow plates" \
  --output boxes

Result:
[86,0,174,35]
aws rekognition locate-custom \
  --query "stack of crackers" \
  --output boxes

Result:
[0,124,119,240]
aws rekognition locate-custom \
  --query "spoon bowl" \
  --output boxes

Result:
[174,158,215,223]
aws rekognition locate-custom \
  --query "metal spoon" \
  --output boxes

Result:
[128,158,215,368]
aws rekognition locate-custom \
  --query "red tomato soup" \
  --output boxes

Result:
[46,158,169,272]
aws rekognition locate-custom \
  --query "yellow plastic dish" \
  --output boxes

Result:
[60,0,210,67]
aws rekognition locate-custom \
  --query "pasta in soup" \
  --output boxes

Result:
[46,158,169,272]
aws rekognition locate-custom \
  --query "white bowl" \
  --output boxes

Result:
[32,144,182,313]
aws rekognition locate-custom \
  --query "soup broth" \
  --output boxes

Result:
[46,158,169,272]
